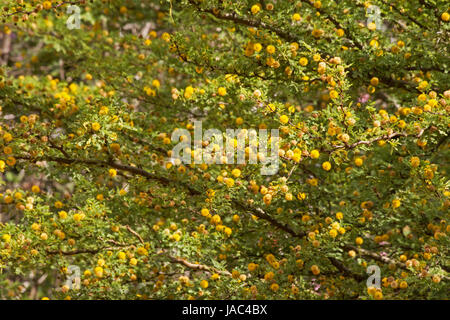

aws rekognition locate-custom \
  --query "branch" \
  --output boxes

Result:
[126,225,145,245]
[167,255,231,276]
[233,201,306,239]
[187,0,317,53]
[326,126,431,152]
[328,257,365,281]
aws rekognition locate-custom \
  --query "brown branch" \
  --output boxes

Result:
[16,154,308,240]
[345,244,448,281]
[187,0,319,54]
[233,201,306,239]
[345,245,405,268]
[167,255,231,276]
[299,0,362,50]
[328,257,365,281]
[126,225,145,245]
[15,154,202,196]
[379,0,428,30]
[326,126,431,152]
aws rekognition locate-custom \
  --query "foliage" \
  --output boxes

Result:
[0,0,449,300]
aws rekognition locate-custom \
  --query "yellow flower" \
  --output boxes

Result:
[410,157,420,168]
[392,199,401,208]
[248,263,258,271]
[211,273,219,280]
[161,32,171,42]
[92,122,101,131]
[263,193,272,205]
[109,168,117,177]
[119,6,127,14]
[311,265,320,275]
[299,57,308,66]
[266,45,276,54]
[355,237,363,245]
[251,4,261,15]
[217,87,227,96]
[367,22,377,31]
[58,211,68,219]
[6,157,16,166]
[4,195,13,204]
[292,13,301,21]
[43,1,52,10]
[211,214,221,225]
[297,192,306,201]
[279,115,289,124]
[311,29,324,38]
[200,280,209,289]
[253,43,262,52]
[3,133,13,142]
[329,90,339,99]
[137,247,148,256]
[231,168,241,178]
[370,77,379,86]
[224,177,234,187]
[322,161,331,171]
[184,86,194,99]
[264,271,274,281]
[172,233,181,241]
[224,227,232,236]
[354,157,363,167]
[310,149,320,159]
[2,234,11,242]
[152,79,160,88]
[424,168,434,179]
[374,291,383,300]
[99,106,109,115]
[94,267,103,277]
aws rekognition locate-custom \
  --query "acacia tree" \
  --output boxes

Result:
[0,0,448,300]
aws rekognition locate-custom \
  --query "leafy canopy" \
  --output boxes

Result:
[0,0,449,300]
